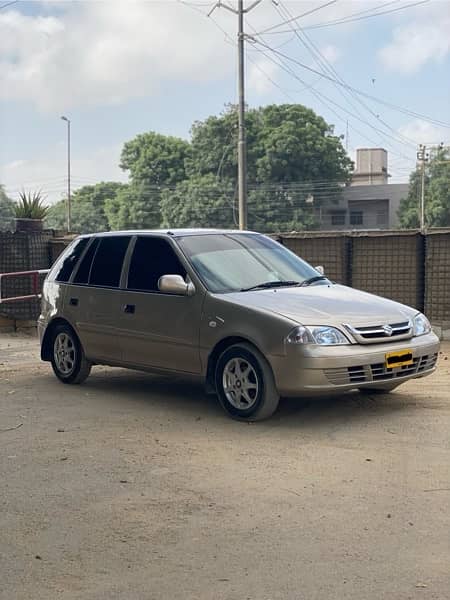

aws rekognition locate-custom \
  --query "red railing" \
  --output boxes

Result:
[0,269,50,304]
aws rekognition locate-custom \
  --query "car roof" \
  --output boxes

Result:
[78,228,257,239]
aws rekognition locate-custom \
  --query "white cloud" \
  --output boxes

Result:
[1,143,128,204]
[0,1,235,112]
[247,56,280,95]
[398,119,450,145]
[319,44,341,65]
[378,3,450,74]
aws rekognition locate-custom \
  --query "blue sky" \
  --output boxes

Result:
[1,0,449,203]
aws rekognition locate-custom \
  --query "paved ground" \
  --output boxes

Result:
[1,333,449,600]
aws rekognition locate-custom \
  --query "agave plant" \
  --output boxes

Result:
[14,190,49,220]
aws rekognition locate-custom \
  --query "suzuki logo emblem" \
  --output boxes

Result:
[382,325,393,336]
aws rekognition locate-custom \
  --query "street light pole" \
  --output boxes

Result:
[61,116,71,232]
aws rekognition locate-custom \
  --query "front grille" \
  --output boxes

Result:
[324,353,438,386]
[344,320,412,344]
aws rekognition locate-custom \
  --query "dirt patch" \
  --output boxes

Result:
[1,334,449,599]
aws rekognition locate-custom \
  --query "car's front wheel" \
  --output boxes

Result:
[215,343,279,421]
[51,324,91,384]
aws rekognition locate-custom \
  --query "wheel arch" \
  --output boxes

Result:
[205,335,264,393]
[41,317,78,361]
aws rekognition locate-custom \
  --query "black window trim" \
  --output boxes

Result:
[69,234,132,290]
[68,236,96,284]
[123,234,194,296]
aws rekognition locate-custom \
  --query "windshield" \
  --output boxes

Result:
[177,233,326,293]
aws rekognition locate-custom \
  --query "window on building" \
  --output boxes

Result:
[88,236,131,288]
[54,237,89,283]
[350,211,364,226]
[330,212,346,226]
[127,236,186,292]
[377,210,388,226]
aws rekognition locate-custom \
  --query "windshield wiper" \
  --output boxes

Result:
[299,275,328,287]
[240,280,300,292]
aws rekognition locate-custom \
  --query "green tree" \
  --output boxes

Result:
[399,146,450,228]
[187,104,352,186]
[120,104,351,232]
[104,184,161,230]
[45,181,126,233]
[0,184,15,231]
[120,131,190,187]
[160,175,236,229]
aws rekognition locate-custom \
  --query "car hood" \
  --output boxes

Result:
[224,284,416,326]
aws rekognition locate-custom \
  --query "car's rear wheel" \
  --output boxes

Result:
[215,343,279,421]
[51,324,91,384]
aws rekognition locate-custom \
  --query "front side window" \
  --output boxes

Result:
[53,237,89,283]
[127,236,186,292]
[89,236,131,288]
[177,233,321,293]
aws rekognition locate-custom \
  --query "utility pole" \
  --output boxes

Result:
[61,116,71,232]
[209,0,262,230]
[417,144,428,233]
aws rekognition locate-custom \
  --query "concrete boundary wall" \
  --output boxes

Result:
[1,229,450,336]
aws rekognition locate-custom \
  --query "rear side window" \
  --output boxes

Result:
[89,236,131,288]
[73,238,100,284]
[127,237,186,292]
[54,237,89,283]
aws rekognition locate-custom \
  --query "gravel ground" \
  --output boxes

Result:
[1,333,449,600]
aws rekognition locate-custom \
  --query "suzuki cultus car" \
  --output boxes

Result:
[39,230,439,420]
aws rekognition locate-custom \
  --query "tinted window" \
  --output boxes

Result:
[89,236,131,288]
[54,237,89,283]
[73,238,100,285]
[127,237,186,292]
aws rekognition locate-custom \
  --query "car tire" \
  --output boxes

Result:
[50,323,91,385]
[215,343,279,421]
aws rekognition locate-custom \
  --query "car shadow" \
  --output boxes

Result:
[79,367,418,429]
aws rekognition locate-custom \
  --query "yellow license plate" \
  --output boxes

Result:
[385,349,414,369]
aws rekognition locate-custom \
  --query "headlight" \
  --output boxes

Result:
[413,313,431,337]
[287,325,349,345]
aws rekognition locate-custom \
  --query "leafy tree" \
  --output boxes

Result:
[166,104,349,230]
[104,184,161,230]
[120,131,190,187]
[160,175,236,229]
[399,146,450,228]
[0,184,15,231]
[46,181,125,233]
[187,104,352,186]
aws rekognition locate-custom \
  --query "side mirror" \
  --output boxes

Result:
[158,274,195,297]
[315,265,325,275]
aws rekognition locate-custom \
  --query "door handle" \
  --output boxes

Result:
[123,304,135,314]
[69,297,79,306]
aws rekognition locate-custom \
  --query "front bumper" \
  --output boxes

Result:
[270,331,440,397]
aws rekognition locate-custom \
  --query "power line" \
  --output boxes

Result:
[248,41,416,163]
[261,0,429,35]
[258,0,339,35]
[253,40,450,129]
[0,1,19,10]
[273,1,417,150]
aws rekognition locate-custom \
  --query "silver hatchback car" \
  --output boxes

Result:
[39,229,439,420]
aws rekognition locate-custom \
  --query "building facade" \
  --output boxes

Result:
[318,148,409,230]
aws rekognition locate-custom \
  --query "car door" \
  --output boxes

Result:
[67,235,131,364]
[118,235,204,374]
